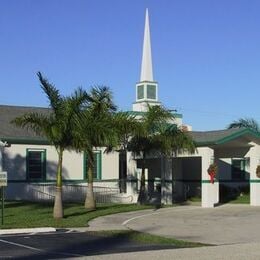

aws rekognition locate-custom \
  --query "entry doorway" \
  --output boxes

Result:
[172,157,201,203]
[219,158,250,204]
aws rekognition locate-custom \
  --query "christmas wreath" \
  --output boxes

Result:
[207,163,217,184]
[256,165,260,178]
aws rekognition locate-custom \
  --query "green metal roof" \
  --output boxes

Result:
[126,110,183,119]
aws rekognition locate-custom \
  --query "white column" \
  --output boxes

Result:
[249,145,260,206]
[201,147,219,208]
[0,141,5,172]
[0,147,3,172]
[126,152,138,202]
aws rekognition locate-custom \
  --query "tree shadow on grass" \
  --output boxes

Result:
[63,211,88,218]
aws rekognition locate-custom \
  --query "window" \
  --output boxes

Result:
[231,159,246,180]
[26,149,46,180]
[84,151,102,180]
[147,84,156,99]
[137,85,144,99]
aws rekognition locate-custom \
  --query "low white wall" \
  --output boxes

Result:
[5,182,133,204]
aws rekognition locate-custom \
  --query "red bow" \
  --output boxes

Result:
[209,172,216,184]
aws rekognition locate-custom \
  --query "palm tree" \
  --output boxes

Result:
[73,86,117,210]
[12,72,88,218]
[128,105,195,204]
[113,112,142,192]
[227,118,260,132]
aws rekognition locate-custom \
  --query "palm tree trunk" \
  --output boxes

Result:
[138,153,146,204]
[53,149,64,219]
[119,150,127,193]
[85,152,96,210]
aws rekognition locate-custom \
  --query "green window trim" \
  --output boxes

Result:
[83,150,102,180]
[26,148,46,181]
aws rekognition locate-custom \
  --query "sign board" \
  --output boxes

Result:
[0,172,7,187]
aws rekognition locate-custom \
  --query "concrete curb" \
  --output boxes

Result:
[0,227,56,235]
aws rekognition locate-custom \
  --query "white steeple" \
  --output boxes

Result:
[140,8,153,82]
[133,8,161,112]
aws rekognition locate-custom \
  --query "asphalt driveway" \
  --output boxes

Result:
[88,204,260,245]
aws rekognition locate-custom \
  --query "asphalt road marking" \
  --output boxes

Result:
[0,238,86,257]
[0,238,43,252]
[122,207,198,226]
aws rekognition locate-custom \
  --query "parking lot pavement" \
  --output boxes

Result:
[86,242,260,260]
[123,204,260,245]
[2,231,260,260]
[2,204,260,259]
[0,230,178,259]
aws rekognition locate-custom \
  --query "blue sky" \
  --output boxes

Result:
[1,0,260,131]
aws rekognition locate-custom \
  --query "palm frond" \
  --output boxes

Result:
[87,86,117,113]
[37,72,63,114]
[12,112,52,137]
[128,105,195,159]
[227,117,260,132]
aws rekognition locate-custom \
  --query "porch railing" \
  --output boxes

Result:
[28,183,133,203]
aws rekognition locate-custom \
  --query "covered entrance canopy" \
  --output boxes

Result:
[187,127,260,207]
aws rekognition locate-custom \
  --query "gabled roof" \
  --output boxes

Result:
[1,104,260,147]
[0,105,49,144]
[191,128,260,146]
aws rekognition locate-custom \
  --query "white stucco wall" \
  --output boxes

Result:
[247,143,260,206]
[3,144,119,182]
[101,149,119,180]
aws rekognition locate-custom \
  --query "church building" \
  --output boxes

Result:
[1,9,260,207]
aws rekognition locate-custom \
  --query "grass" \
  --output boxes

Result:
[0,201,153,229]
[228,193,250,204]
[187,196,201,202]
[0,201,210,249]
[187,194,250,204]
[93,230,208,248]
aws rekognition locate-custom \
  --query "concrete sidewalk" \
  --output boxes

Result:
[86,242,260,260]
[81,208,158,231]
[78,206,260,260]
[80,204,260,246]
[0,227,56,235]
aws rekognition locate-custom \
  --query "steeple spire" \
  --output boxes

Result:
[140,8,153,82]
[132,8,161,112]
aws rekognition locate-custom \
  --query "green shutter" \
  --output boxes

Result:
[84,151,102,180]
[96,151,102,180]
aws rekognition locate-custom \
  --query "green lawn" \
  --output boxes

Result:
[0,201,210,248]
[229,193,250,204]
[91,230,208,248]
[1,201,153,229]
